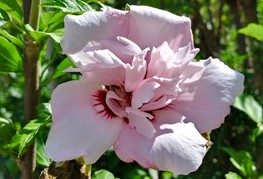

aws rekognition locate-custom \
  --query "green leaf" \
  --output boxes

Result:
[25,24,48,41]
[0,36,22,72]
[125,4,131,11]
[225,172,242,179]
[41,0,94,13]
[0,29,23,48]
[37,103,52,116]
[92,169,115,179]
[8,117,51,157]
[0,117,15,144]
[40,10,66,32]
[0,0,22,23]
[0,8,10,21]
[98,1,111,11]
[47,29,64,43]
[222,147,256,177]
[233,94,263,125]
[36,137,51,167]
[51,57,75,79]
[251,126,263,142]
[239,23,263,41]
[148,169,158,179]
[25,24,64,43]
[162,171,174,179]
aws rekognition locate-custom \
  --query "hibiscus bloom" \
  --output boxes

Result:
[45,5,244,175]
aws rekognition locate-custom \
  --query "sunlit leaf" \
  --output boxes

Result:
[0,36,22,72]
[36,137,51,167]
[41,0,94,13]
[51,57,75,79]
[0,29,23,48]
[99,1,111,11]
[233,94,263,125]
[225,172,242,179]
[25,24,64,43]
[92,169,115,179]
[37,103,52,116]
[40,10,66,32]
[8,117,51,157]
[0,0,22,23]
[251,126,263,142]
[239,23,263,41]
[222,147,256,177]
[161,171,174,179]
[47,29,64,43]
[148,169,158,179]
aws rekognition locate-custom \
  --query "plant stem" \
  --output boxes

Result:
[29,0,41,30]
[20,0,41,178]
[21,36,39,179]
[22,0,31,24]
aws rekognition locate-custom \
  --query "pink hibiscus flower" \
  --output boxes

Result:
[45,5,244,175]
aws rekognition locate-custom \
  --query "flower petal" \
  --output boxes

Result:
[61,8,129,54]
[174,58,244,133]
[147,42,199,79]
[125,50,148,92]
[114,122,207,175]
[131,80,160,109]
[117,36,142,55]
[152,107,186,125]
[62,6,193,56]
[125,107,155,138]
[68,49,126,86]
[100,36,143,63]
[45,80,123,163]
[69,49,125,69]
[141,95,173,111]
[147,42,174,78]
[106,91,127,118]
[129,5,193,51]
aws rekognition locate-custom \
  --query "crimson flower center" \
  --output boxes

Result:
[92,86,132,120]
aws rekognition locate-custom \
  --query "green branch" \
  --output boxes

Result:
[19,0,42,179]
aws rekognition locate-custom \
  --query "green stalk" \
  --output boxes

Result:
[29,0,41,30]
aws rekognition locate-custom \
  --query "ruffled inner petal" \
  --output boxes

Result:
[106,91,127,118]
[147,42,199,79]
[126,107,155,138]
[117,36,142,55]
[100,36,144,63]
[67,49,126,86]
[141,95,173,111]
[131,79,160,109]
[124,50,148,92]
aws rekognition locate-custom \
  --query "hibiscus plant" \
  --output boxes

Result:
[0,0,263,179]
